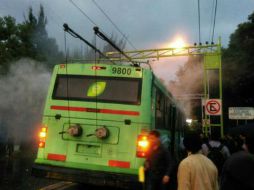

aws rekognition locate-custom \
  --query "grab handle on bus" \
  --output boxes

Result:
[86,133,95,137]
[59,131,67,134]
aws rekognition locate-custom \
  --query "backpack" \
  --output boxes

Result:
[206,143,225,175]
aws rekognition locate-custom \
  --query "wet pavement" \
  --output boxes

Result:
[0,146,127,190]
[0,145,58,190]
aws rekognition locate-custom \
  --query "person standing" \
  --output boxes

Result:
[201,132,230,159]
[201,132,230,175]
[220,133,254,190]
[145,130,175,190]
[177,131,219,190]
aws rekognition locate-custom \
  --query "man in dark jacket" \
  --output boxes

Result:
[145,130,175,190]
[220,133,254,190]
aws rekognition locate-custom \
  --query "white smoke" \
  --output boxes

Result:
[0,58,51,144]
[167,56,204,118]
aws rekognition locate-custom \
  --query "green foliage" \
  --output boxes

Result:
[222,11,254,128]
[0,16,20,71]
[222,11,254,107]
[0,5,64,73]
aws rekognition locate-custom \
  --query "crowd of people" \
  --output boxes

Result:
[144,129,254,190]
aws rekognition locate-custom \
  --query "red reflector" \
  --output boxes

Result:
[100,109,140,116]
[47,153,66,161]
[50,105,140,116]
[136,152,147,158]
[92,66,106,70]
[39,142,45,148]
[51,105,86,112]
[108,160,130,168]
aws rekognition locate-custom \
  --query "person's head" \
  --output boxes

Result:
[183,130,202,154]
[245,133,254,154]
[148,130,161,149]
[239,132,246,140]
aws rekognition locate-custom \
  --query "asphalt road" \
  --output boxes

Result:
[0,147,128,190]
[40,182,127,190]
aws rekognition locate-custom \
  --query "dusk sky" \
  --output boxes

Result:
[1,0,254,81]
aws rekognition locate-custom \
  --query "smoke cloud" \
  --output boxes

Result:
[167,56,204,119]
[0,58,51,144]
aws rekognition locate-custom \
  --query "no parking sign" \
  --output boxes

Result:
[205,99,222,115]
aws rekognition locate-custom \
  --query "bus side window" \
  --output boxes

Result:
[165,100,171,129]
[155,90,166,129]
[156,92,161,110]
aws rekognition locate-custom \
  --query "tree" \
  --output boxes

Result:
[23,5,64,68]
[0,16,20,72]
[222,11,254,127]
[0,5,64,73]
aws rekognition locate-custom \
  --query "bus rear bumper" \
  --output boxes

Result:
[32,163,143,189]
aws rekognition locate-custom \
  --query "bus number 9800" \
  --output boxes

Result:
[112,67,131,75]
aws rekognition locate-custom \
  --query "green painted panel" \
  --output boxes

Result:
[204,54,220,69]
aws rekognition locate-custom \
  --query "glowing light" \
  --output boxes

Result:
[39,127,47,138]
[138,138,149,148]
[136,135,150,157]
[169,36,186,49]
[39,142,45,148]
[186,119,193,124]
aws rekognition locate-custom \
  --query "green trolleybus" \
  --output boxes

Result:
[32,62,185,189]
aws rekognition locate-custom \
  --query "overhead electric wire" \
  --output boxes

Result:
[197,0,201,44]
[69,0,98,26]
[91,0,137,50]
[69,0,136,51]
[93,26,135,65]
[63,23,114,63]
[209,0,216,43]
[44,3,65,28]
[211,0,218,43]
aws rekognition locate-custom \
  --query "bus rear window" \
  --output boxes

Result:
[52,75,142,105]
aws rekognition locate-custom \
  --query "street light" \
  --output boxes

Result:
[186,118,193,125]
[169,37,186,49]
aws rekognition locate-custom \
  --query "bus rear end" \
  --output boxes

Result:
[32,63,152,189]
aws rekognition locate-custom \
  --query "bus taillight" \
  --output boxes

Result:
[38,126,47,148]
[136,135,150,158]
